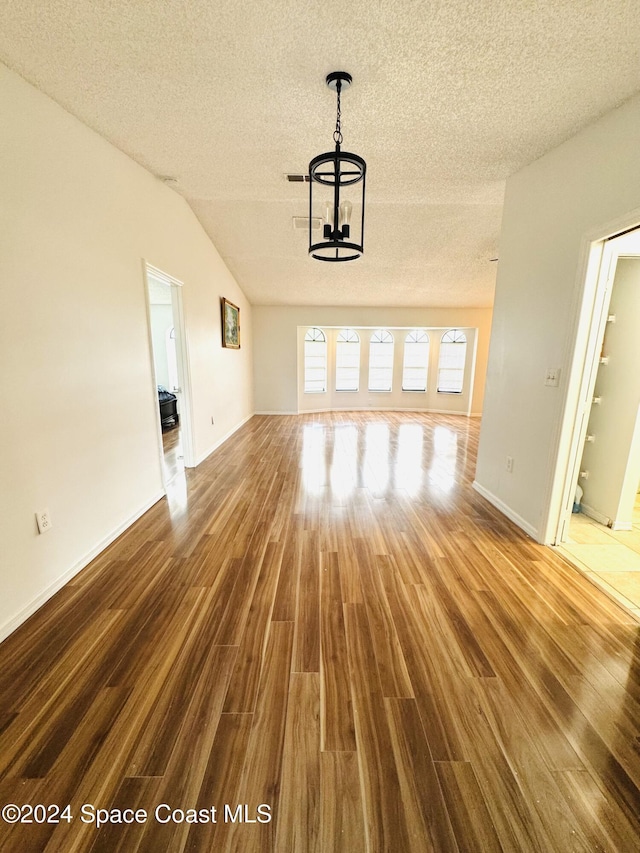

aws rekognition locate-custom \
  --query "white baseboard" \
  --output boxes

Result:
[294,406,475,416]
[472,480,539,541]
[0,490,165,644]
[580,502,611,528]
[611,521,633,531]
[254,411,299,416]
[195,413,254,465]
[580,503,632,531]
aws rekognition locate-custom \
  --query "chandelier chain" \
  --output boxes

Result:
[333,82,343,146]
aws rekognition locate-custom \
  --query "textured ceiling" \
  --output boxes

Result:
[1,1,639,307]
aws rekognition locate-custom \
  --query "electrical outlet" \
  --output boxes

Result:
[35,509,53,534]
[506,456,514,473]
[544,367,561,387]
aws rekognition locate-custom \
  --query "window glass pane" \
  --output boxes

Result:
[337,329,359,343]
[305,327,326,342]
[402,331,429,391]
[304,328,327,392]
[437,330,467,393]
[406,329,428,343]
[336,329,360,391]
[369,330,394,391]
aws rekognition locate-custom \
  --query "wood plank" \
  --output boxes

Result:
[337,539,364,605]
[184,713,254,853]
[0,686,131,853]
[274,673,320,853]
[361,554,413,697]
[37,589,214,853]
[384,697,459,853]
[378,564,470,761]
[344,603,412,851]
[126,634,236,777]
[441,585,586,773]
[88,776,161,853]
[225,620,294,853]
[435,761,503,853]
[472,678,596,851]
[213,522,269,646]
[0,609,125,776]
[319,550,356,752]
[552,767,640,853]
[292,529,320,673]
[271,519,302,622]
[124,644,238,853]
[320,751,366,853]
[223,541,285,713]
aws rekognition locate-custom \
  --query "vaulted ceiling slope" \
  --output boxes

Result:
[1,1,639,307]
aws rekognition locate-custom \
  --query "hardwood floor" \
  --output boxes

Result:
[162,425,184,484]
[1,412,639,852]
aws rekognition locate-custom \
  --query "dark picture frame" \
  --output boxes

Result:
[222,298,240,349]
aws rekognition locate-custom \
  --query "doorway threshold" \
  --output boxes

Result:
[553,510,640,623]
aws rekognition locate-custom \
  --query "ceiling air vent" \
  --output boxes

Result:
[293,217,322,231]
[285,174,310,182]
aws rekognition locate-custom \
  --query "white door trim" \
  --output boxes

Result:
[142,261,196,485]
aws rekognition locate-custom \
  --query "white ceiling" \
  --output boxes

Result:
[1,1,639,308]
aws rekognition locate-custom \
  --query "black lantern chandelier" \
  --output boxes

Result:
[309,71,366,262]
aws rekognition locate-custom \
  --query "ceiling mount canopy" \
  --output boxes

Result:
[309,71,366,262]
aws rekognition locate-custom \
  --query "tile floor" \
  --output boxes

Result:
[558,495,640,622]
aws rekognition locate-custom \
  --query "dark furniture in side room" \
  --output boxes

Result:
[158,386,179,430]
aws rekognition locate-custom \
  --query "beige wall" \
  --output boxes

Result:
[475,93,640,542]
[253,306,493,416]
[0,65,253,639]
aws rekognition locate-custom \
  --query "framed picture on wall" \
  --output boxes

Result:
[222,298,240,349]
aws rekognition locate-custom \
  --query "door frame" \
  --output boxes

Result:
[551,226,640,544]
[142,261,195,485]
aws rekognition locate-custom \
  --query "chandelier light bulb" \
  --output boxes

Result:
[339,200,352,228]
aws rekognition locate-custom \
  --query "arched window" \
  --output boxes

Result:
[304,328,327,393]
[402,330,429,391]
[335,329,360,391]
[368,330,394,391]
[437,329,467,393]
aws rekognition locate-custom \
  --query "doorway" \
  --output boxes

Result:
[143,262,195,487]
[553,228,640,617]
